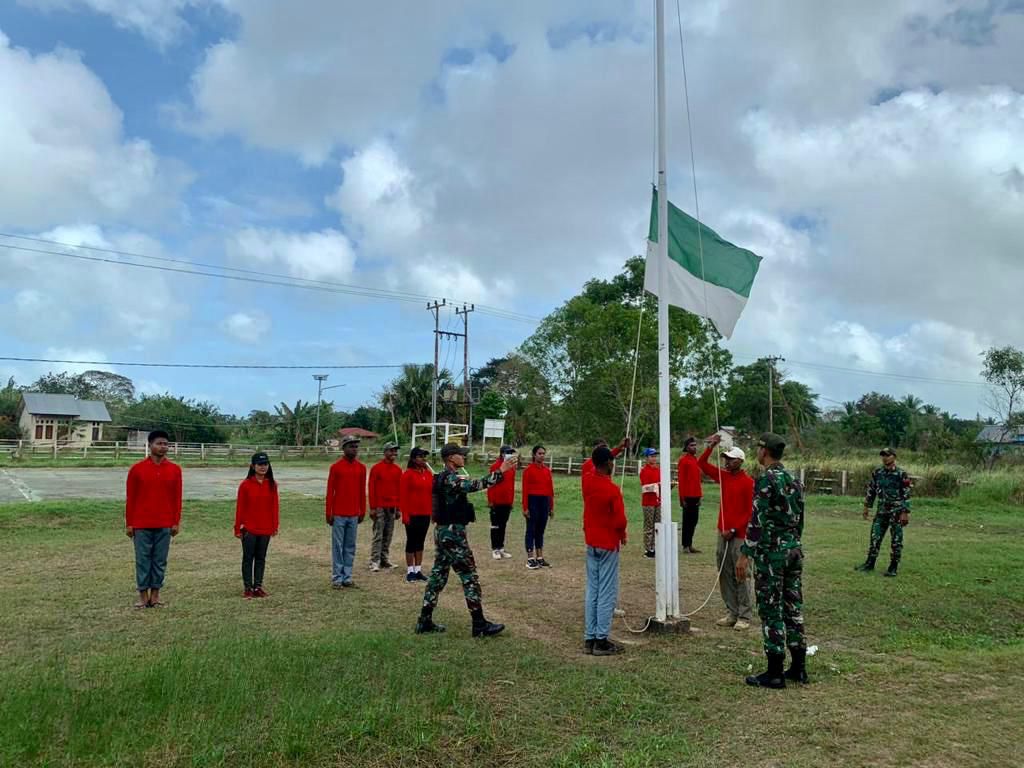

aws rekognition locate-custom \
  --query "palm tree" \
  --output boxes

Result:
[381,364,452,432]
[274,400,317,446]
[901,395,924,414]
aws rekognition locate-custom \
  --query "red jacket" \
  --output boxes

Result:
[125,458,182,529]
[325,458,367,521]
[400,467,434,525]
[369,460,402,509]
[677,453,703,499]
[235,476,279,536]
[639,464,660,507]
[697,447,754,537]
[580,445,623,492]
[521,462,555,511]
[487,459,517,506]
[583,471,627,551]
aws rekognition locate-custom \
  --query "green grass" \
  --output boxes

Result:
[1,476,1022,767]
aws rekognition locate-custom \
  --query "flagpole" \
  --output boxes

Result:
[654,0,680,622]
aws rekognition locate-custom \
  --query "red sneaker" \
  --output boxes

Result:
[244,589,255,599]
[253,587,269,598]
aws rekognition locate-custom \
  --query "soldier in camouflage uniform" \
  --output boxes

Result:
[856,448,912,578]
[416,443,518,637]
[736,433,808,689]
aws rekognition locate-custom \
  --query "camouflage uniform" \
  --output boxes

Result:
[422,467,503,613]
[741,463,806,656]
[864,466,912,566]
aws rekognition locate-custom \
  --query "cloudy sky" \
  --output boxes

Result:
[1,0,1021,420]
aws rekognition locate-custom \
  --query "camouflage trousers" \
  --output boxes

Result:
[642,506,660,552]
[753,548,806,656]
[422,524,482,613]
[867,511,904,565]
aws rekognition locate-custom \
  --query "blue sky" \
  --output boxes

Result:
[1,1,1022,421]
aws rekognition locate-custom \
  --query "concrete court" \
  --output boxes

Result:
[0,467,331,503]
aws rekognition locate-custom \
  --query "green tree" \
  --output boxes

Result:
[722,360,820,438]
[0,377,23,439]
[521,256,730,450]
[380,364,453,436]
[272,400,320,446]
[118,395,226,443]
[981,346,1024,438]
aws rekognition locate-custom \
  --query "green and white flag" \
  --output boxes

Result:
[645,190,762,338]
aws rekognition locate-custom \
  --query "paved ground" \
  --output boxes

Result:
[0,467,331,503]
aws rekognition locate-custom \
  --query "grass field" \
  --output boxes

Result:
[2,474,1022,767]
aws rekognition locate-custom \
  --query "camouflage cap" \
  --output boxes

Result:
[757,432,786,453]
[879,447,896,456]
[440,443,469,459]
[340,434,361,447]
[383,441,400,451]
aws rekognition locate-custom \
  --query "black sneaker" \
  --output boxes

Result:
[538,558,552,568]
[644,550,656,558]
[526,558,540,570]
[583,639,595,655]
[592,638,625,656]
[415,571,428,581]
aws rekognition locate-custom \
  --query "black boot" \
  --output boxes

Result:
[884,560,898,577]
[784,647,809,684]
[471,608,504,638]
[415,609,446,634]
[854,557,876,572]
[745,652,786,689]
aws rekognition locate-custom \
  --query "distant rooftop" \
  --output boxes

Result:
[21,393,112,422]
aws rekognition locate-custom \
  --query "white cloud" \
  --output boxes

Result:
[226,227,357,282]
[0,31,186,230]
[16,0,198,47]
[220,311,271,344]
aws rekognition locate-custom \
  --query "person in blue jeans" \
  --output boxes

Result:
[582,445,628,656]
[325,435,367,588]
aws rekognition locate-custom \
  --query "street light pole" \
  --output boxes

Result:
[313,374,328,447]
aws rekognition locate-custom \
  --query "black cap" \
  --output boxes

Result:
[499,445,515,455]
[591,445,614,466]
[757,433,787,453]
[880,447,896,457]
[440,443,469,459]
[684,436,698,447]
[251,451,270,465]
[410,447,430,458]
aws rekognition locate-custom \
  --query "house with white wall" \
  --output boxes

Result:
[17,393,113,446]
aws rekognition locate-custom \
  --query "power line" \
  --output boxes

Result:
[730,353,986,388]
[0,234,542,324]
[0,357,403,370]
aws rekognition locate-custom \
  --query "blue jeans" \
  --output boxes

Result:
[133,528,171,591]
[584,546,620,640]
[331,517,359,585]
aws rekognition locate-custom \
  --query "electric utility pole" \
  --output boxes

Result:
[313,374,328,447]
[427,300,446,453]
[455,304,475,444]
[766,356,785,433]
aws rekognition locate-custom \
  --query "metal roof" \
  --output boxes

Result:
[976,425,1024,444]
[21,393,112,422]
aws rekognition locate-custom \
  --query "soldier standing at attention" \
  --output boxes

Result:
[368,441,402,572]
[415,444,517,637]
[856,448,912,578]
[736,433,808,689]
[678,436,704,553]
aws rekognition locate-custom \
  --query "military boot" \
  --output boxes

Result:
[745,652,786,689]
[854,557,876,572]
[471,608,505,638]
[784,647,809,684]
[415,609,446,634]
[884,561,899,578]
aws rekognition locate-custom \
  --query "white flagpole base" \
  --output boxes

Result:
[654,521,682,619]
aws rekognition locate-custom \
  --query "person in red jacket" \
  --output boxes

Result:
[368,441,402,572]
[486,445,517,561]
[582,445,628,656]
[234,452,280,598]
[522,445,555,569]
[639,447,661,559]
[677,436,704,553]
[325,435,367,588]
[580,436,630,493]
[400,447,433,583]
[125,430,182,609]
[697,434,755,630]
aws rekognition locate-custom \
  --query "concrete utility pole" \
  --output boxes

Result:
[426,300,446,453]
[313,374,328,447]
[766,356,785,433]
[455,304,475,444]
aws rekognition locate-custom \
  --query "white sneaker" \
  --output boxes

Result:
[500,549,513,559]
[733,619,751,631]
[492,550,503,560]
[715,615,737,627]
[369,561,380,572]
